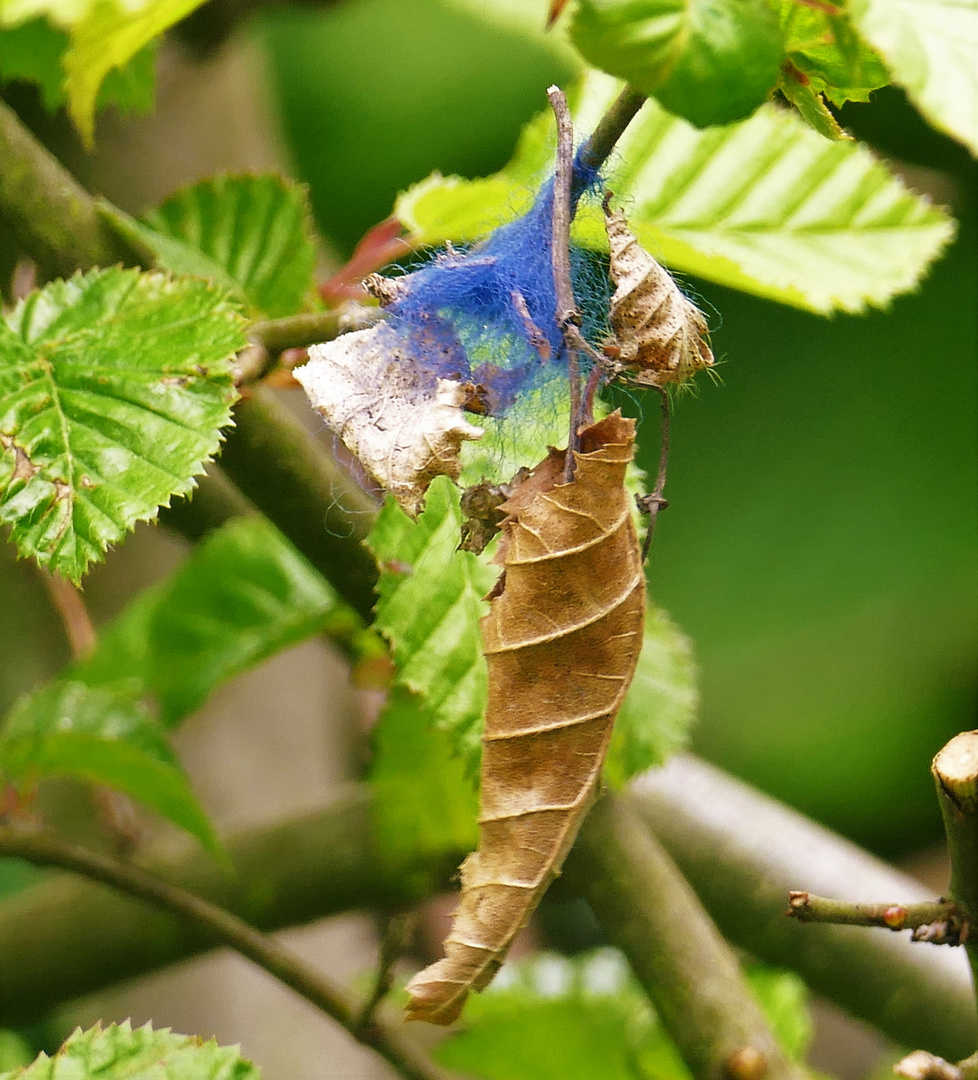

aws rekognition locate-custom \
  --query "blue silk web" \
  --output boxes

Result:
[383,155,608,417]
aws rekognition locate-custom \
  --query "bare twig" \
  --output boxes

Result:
[547,85,582,482]
[637,387,671,560]
[357,911,416,1033]
[786,892,969,942]
[0,826,459,1080]
[34,567,96,660]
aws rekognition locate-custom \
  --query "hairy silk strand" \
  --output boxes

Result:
[406,412,645,1023]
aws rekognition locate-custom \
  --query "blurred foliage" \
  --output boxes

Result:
[261,3,977,855]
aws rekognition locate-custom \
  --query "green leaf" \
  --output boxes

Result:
[367,477,499,766]
[370,684,478,862]
[0,1033,32,1072]
[435,950,814,1080]
[604,603,698,787]
[0,267,244,582]
[0,18,156,115]
[778,1,890,107]
[850,0,978,153]
[75,516,356,726]
[397,72,955,313]
[0,1021,262,1080]
[570,0,785,127]
[62,0,206,147]
[128,175,317,318]
[778,66,850,141]
[0,681,218,850]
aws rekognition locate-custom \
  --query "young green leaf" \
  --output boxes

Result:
[0,267,244,582]
[778,1,889,108]
[778,66,850,142]
[0,681,218,851]
[434,950,814,1080]
[0,1032,32,1072]
[0,19,157,115]
[570,0,785,128]
[397,72,955,313]
[127,175,317,318]
[604,603,698,788]
[370,684,478,862]
[62,0,207,147]
[367,477,499,766]
[850,0,977,154]
[0,1021,262,1080]
[75,517,364,727]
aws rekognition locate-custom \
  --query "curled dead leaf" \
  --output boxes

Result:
[294,322,483,517]
[405,412,645,1024]
[604,196,714,387]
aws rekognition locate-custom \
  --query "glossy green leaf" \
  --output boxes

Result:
[63,0,205,146]
[0,18,156,114]
[397,72,955,313]
[604,602,698,787]
[131,175,318,318]
[778,1,889,107]
[571,0,784,127]
[75,516,361,727]
[0,681,218,850]
[0,267,244,582]
[0,1021,262,1080]
[367,477,498,765]
[850,0,977,154]
[435,950,813,1080]
[370,684,478,861]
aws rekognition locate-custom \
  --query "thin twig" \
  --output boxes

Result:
[357,911,416,1033]
[34,567,96,660]
[577,85,648,174]
[786,892,969,941]
[547,85,582,482]
[637,388,671,560]
[0,826,459,1080]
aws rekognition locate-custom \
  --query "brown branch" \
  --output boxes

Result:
[569,791,807,1080]
[0,824,460,1080]
[34,567,96,660]
[547,85,582,481]
[637,387,671,560]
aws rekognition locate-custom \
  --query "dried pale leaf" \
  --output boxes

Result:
[294,322,483,517]
[604,200,714,387]
[406,412,645,1024]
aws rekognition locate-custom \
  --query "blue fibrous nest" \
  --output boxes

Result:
[379,156,608,418]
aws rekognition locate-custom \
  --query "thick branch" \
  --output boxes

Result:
[0,823,456,1080]
[933,730,978,1006]
[632,756,976,1058]
[569,791,806,1080]
[0,767,973,1053]
[0,98,141,279]
[216,389,380,622]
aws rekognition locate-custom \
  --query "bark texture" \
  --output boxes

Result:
[406,411,645,1023]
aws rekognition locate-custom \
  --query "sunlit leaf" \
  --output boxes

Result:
[850,0,978,154]
[0,1021,262,1080]
[0,267,243,582]
[778,66,850,141]
[570,0,784,127]
[367,477,498,765]
[75,516,364,727]
[0,681,218,850]
[397,72,955,313]
[62,0,206,146]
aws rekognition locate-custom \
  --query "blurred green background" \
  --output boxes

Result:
[259,0,976,856]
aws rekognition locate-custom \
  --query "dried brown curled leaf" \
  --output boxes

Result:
[294,322,483,517]
[405,412,646,1024]
[604,197,714,387]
